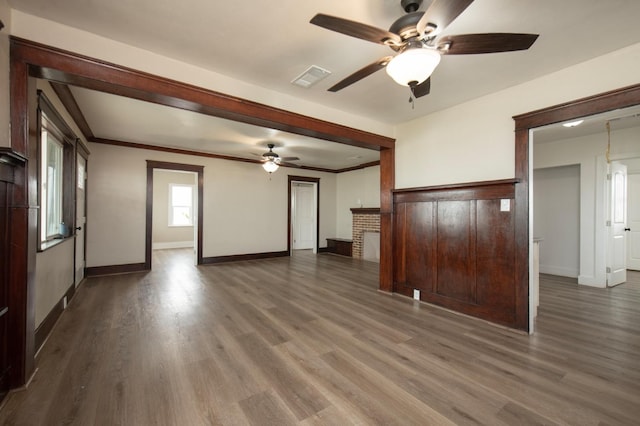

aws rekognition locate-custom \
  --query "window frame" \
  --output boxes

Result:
[37,91,78,251]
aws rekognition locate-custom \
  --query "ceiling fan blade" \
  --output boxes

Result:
[413,77,431,98]
[328,56,393,92]
[437,33,539,54]
[417,0,474,36]
[311,14,402,46]
[281,156,300,162]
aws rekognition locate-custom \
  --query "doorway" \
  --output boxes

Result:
[521,99,640,333]
[145,161,204,269]
[152,169,197,256]
[288,175,320,255]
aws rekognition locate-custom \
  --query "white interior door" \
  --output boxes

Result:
[75,155,87,285]
[627,173,640,271]
[607,161,627,286]
[292,183,315,250]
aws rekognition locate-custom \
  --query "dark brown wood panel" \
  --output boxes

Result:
[405,202,435,293]
[435,200,477,304]
[476,199,516,323]
[393,180,518,329]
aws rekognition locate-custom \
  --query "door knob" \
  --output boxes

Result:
[76,226,82,231]
[624,228,631,231]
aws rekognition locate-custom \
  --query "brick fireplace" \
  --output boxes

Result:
[350,208,380,259]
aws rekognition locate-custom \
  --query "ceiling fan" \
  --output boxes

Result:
[256,143,300,173]
[310,0,539,101]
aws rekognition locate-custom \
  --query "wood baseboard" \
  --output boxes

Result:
[35,283,75,354]
[85,262,148,277]
[200,251,289,265]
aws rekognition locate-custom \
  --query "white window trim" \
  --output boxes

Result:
[168,183,194,227]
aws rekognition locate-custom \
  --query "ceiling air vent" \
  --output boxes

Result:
[291,65,331,88]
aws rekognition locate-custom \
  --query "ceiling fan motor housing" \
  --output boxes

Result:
[401,0,423,13]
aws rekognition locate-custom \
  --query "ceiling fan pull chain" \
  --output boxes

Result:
[408,87,416,109]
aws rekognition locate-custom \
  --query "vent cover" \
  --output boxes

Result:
[291,65,331,88]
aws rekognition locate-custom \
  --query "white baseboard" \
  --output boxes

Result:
[152,241,194,250]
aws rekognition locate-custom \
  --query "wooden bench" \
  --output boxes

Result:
[325,238,353,257]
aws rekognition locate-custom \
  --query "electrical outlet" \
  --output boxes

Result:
[413,289,420,300]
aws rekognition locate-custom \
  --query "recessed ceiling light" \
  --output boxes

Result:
[291,65,331,88]
[562,120,584,128]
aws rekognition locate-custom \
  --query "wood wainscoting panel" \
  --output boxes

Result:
[393,179,520,329]
[435,200,476,303]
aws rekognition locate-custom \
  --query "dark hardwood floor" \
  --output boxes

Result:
[1,250,639,425]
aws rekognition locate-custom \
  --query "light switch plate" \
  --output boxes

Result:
[500,199,511,212]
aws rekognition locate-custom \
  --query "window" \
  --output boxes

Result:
[169,184,193,226]
[40,116,65,241]
[38,91,78,250]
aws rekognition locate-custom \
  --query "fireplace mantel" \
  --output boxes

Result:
[350,207,380,215]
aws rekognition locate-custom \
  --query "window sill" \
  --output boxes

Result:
[39,236,73,252]
[168,224,194,228]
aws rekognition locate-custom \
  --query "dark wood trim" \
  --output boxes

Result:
[34,283,75,353]
[394,181,517,204]
[393,178,520,194]
[146,161,204,269]
[0,149,27,184]
[379,147,394,293]
[350,207,380,215]
[335,161,380,173]
[513,83,640,130]
[85,262,148,277]
[511,84,640,332]
[317,247,332,254]
[49,82,94,140]
[8,57,38,388]
[288,176,321,253]
[91,137,346,174]
[0,149,27,169]
[200,250,289,265]
[12,37,395,151]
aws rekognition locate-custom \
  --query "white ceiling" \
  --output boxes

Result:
[12,0,640,169]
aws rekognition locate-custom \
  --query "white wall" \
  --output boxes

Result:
[395,42,640,189]
[152,170,195,249]
[35,240,74,327]
[10,10,394,139]
[335,166,380,239]
[87,142,337,267]
[534,126,640,286]
[0,0,10,147]
[533,165,580,278]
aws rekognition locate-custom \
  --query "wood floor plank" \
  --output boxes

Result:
[0,250,638,425]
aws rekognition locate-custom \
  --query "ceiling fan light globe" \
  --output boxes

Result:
[386,48,440,86]
[262,160,279,173]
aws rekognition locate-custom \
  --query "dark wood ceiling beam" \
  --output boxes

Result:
[49,82,94,140]
[15,37,395,151]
